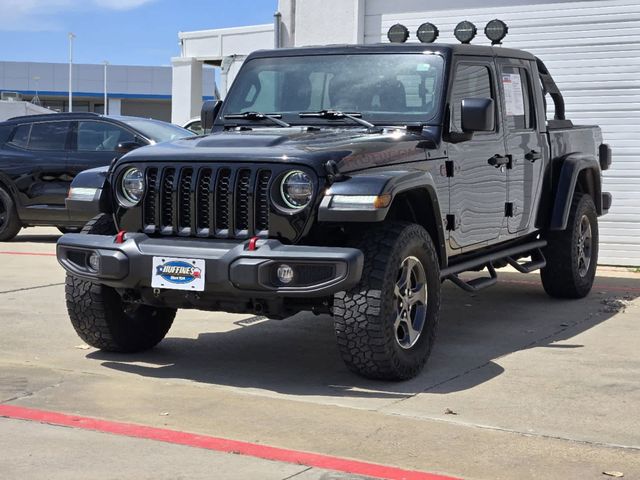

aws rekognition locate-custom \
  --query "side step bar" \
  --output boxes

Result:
[446,263,497,293]
[441,240,547,292]
[505,248,546,274]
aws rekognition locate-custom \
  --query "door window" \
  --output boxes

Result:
[29,122,71,151]
[8,124,31,148]
[76,121,135,151]
[501,67,534,130]
[450,65,494,133]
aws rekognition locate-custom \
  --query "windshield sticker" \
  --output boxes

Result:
[502,73,525,116]
[417,63,431,72]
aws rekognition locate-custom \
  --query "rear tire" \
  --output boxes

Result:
[333,222,441,380]
[541,193,598,299]
[65,214,176,352]
[0,187,22,241]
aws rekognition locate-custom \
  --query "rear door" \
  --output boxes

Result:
[6,121,72,222]
[67,120,138,177]
[496,59,545,235]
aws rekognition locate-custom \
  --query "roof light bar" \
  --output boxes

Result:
[417,22,439,43]
[387,24,410,43]
[454,21,477,44]
[485,19,509,45]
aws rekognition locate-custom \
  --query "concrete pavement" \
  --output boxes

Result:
[0,227,639,479]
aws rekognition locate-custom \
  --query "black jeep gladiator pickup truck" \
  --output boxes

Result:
[57,42,612,380]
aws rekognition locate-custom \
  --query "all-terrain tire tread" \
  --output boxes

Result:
[65,214,176,352]
[540,193,598,299]
[334,222,440,380]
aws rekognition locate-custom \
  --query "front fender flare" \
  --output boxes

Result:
[318,170,446,266]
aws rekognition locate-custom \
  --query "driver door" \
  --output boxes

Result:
[447,60,508,251]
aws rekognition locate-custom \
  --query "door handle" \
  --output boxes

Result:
[488,154,511,168]
[525,150,542,162]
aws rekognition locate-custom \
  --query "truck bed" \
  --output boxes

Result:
[547,124,602,161]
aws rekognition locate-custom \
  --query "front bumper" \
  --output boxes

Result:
[56,233,363,298]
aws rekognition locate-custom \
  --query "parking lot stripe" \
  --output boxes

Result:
[0,405,458,480]
[0,251,57,257]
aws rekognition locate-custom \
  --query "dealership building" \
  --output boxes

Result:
[171,0,640,266]
[0,61,216,122]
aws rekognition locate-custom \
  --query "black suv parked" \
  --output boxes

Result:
[0,113,194,240]
[58,42,612,380]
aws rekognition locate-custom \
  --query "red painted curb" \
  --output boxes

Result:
[0,251,57,257]
[0,405,459,480]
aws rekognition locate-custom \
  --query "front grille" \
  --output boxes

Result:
[143,165,273,239]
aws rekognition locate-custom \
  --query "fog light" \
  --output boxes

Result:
[277,264,294,285]
[88,252,100,272]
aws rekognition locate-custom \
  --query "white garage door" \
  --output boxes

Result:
[366,0,640,266]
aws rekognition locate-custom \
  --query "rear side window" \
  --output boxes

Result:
[76,121,135,152]
[450,64,494,132]
[501,67,534,130]
[29,122,71,151]
[8,124,31,148]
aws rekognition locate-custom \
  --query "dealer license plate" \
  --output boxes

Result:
[151,257,206,292]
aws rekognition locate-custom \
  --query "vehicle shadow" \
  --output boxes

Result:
[91,271,639,400]
[11,233,61,244]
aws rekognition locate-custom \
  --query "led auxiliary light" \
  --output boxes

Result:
[454,20,477,44]
[387,24,410,43]
[485,19,508,45]
[417,22,439,43]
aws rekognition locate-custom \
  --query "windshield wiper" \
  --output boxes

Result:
[299,110,376,130]
[224,111,290,128]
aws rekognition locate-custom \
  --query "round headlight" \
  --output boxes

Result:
[280,170,313,210]
[121,167,145,205]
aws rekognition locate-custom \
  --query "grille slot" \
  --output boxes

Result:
[215,169,231,233]
[160,168,176,232]
[142,165,273,239]
[256,170,271,232]
[178,168,193,231]
[144,168,158,228]
[235,169,252,233]
[196,169,213,233]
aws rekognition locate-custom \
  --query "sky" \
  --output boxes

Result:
[0,0,278,66]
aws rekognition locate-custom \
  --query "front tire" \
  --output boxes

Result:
[65,214,176,352]
[0,187,22,241]
[333,222,441,380]
[541,193,598,299]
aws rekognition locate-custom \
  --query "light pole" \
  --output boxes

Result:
[103,61,109,115]
[68,32,75,112]
[32,76,41,106]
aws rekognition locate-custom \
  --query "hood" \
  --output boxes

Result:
[121,126,444,175]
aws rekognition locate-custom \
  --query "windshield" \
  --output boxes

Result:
[222,53,444,126]
[119,118,196,143]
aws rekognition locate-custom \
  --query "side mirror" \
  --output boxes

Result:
[201,100,223,133]
[461,98,495,133]
[116,141,142,156]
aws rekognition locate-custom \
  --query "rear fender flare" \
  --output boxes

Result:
[549,154,602,231]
